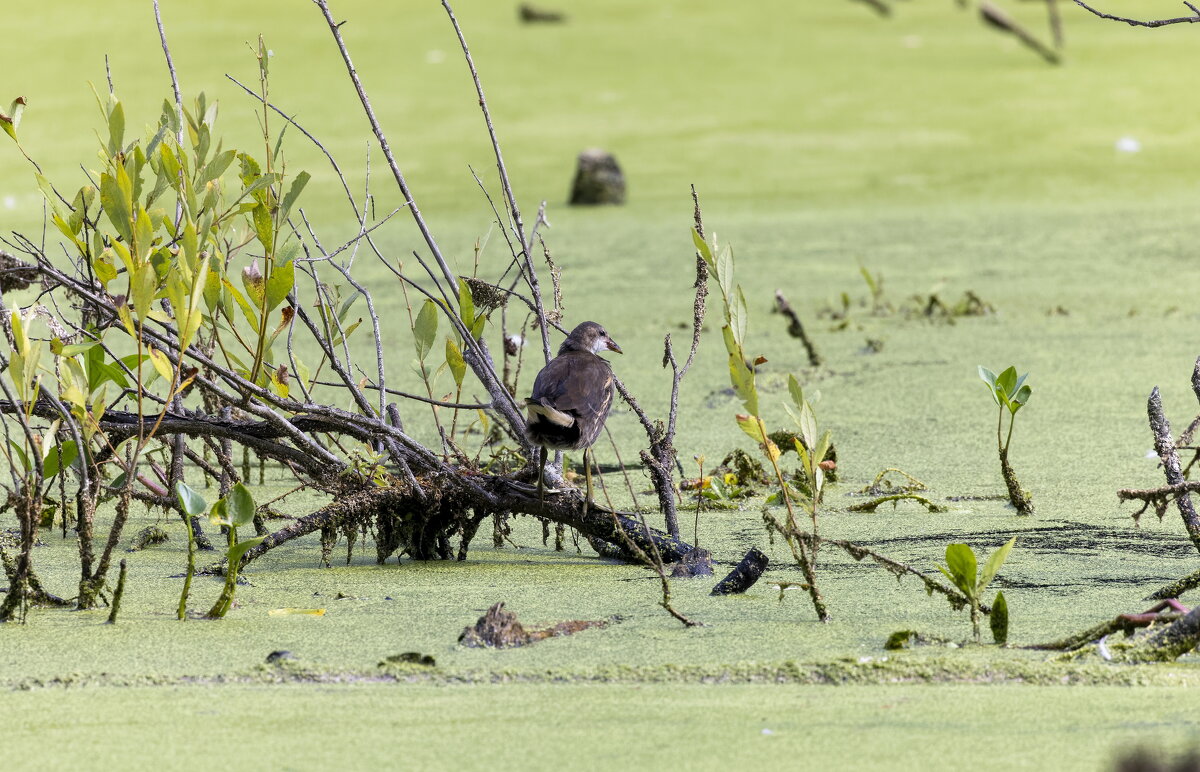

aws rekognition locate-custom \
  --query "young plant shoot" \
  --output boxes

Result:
[936,537,1016,643]
[173,481,263,619]
[978,366,1034,515]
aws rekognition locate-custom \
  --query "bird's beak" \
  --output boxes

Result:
[606,338,623,354]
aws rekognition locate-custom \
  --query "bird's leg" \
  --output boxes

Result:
[583,447,593,519]
[538,446,547,512]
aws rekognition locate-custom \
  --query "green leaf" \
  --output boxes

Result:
[414,299,438,360]
[978,366,1002,407]
[337,288,361,324]
[797,401,817,451]
[265,254,294,312]
[990,590,1009,646]
[8,439,30,473]
[0,96,26,142]
[691,228,714,270]
[1009,384,1032,414]
[813,430,832,472]
[729,285,749,348]
[228,536,266,566]
[978,535,1016,595]
[224,482,257,528]
[787,374,805,411]
[457,278,476,330]
[239,173,279,206]
[469,314,487,340]
[92,253,118,286]
[280,171,310,221]
[147,346,174,382]
[995,366,1018,399]
[943,543,977,596]
[445,337,466,389]
[56,342,97,358]
[131,263,159,320]
[238,152,262,185]
[735,414,766,444]
[716,245,734,302]
[203,268,224,315]
[174,481,208,517]
[107,99,125,156]
[199,148,237,186]
[42,440,78,478]
[238,263,265,310]
[100,171,133,245]
[332,318,361,348]
[251,202,274,254]
[35,173,67,222]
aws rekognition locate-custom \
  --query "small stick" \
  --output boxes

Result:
[1148,386,1200,556]
[851,0,891,16]
[1072,0,1200,28]
[1046,0,1064,48]
[604,425,640,510]
[980,1,1060,64]
[106,559,128,624]
[774,290,821,367]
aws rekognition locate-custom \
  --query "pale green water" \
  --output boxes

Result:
[6,0,1200,770]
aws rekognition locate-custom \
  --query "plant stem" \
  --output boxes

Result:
[997,406,1033,514]
[762,418,828,622]
[106,559,128,624]
[207,527,238,619]
[178,513,195,620]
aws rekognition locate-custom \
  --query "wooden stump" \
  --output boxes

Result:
[569,149,626,206]
[711,547,769,595]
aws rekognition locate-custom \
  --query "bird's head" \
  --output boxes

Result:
[560,321,622,356]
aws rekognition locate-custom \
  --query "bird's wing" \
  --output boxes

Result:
[530,352,614,427]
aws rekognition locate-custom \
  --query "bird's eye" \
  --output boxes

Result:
[599,329,607,337]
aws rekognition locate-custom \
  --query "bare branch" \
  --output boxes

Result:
[1072,0,1200,27]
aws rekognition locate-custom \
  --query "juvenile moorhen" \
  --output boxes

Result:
[525,321,622,510]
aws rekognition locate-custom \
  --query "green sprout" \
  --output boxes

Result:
[937,537,1016,643]
[173,481,264,619]
[978,365,1034,515]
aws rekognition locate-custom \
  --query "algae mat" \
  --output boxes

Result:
[7,0,1200,769]
[5,682,1200,771]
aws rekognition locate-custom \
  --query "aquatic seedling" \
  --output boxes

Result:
[978,366,1035,515]
[936,537,1016,643]
[174,481,264,619]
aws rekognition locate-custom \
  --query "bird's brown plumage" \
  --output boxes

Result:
[525,321,619,452]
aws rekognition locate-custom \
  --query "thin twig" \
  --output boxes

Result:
[1073,0,1200,27]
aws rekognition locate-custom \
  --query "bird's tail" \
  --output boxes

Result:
[524,398,575,428]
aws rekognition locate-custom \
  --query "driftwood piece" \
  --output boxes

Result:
[238,477,696,570]
[1125,603,1200,662]
[1147,569,1200,601]
[569,149,626,205]
[711,547,769,595]
[458,602,607,648]
[459,602,530,647]
[980,1,1060,64]
[1028,600,1187,651]
[773,290,821,367]
[518,3,565,23]
[851,0,892,16]
[1148,386,1200,556]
